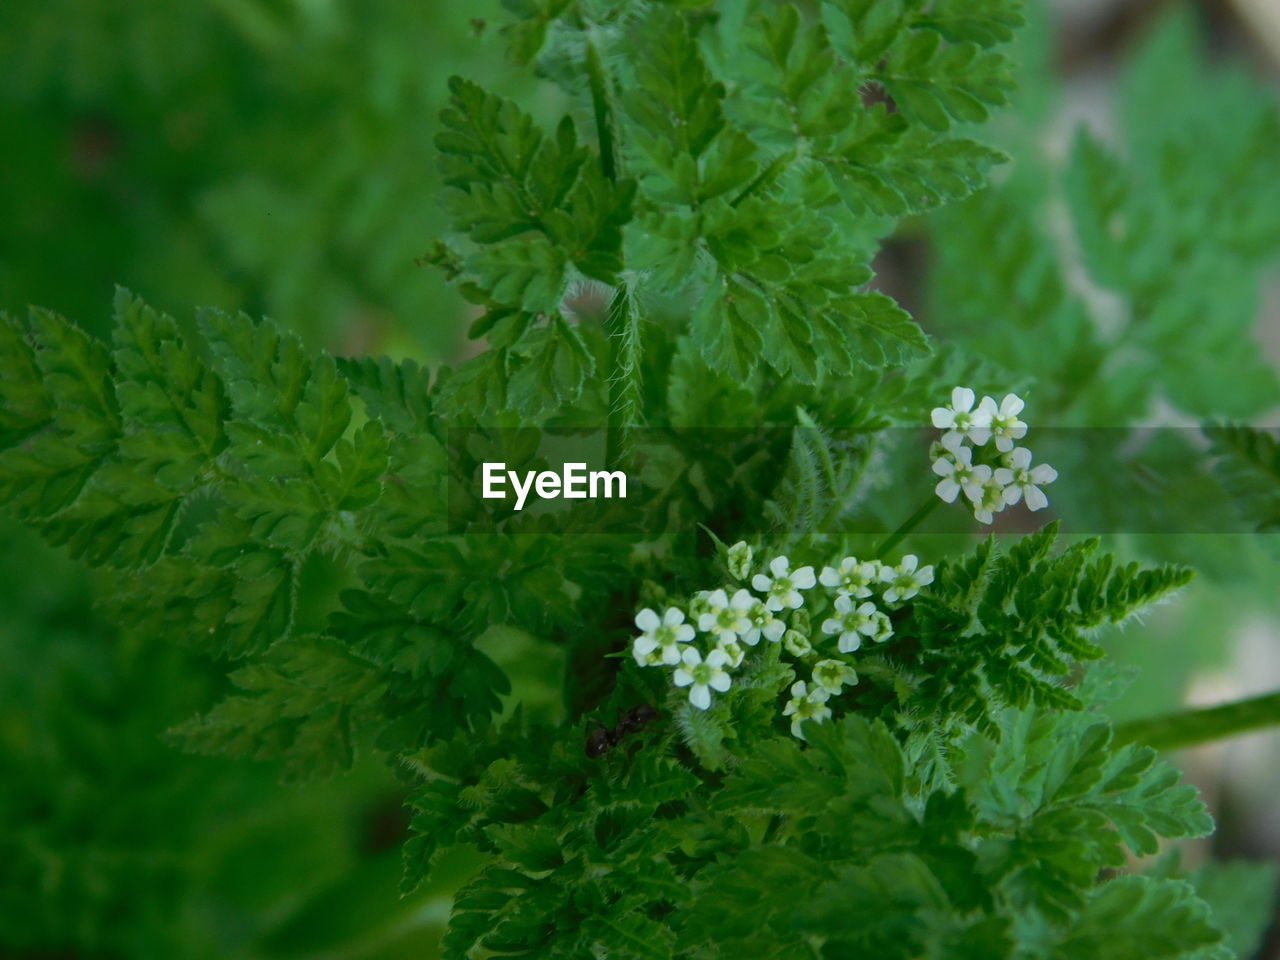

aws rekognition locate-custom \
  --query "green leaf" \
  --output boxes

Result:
[0,309,119,521]
[1189,860,1280,960]
[1050,877,1226,960]
[171,635,381,782]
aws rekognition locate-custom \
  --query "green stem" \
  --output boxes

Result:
[584,31,616,182]
[1115,691,1280,751]
[875,496,940,559]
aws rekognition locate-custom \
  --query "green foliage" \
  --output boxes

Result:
[3,2,1278,959]
[929,7,1280,424]
[895,523,1194,731]
[1207,423,1280,534]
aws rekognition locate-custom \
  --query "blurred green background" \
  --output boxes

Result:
[2,0,1279,957]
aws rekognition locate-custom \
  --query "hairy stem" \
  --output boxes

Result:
[604,284,642,469]
[875,496,941,558]
[1115,690,1280,751]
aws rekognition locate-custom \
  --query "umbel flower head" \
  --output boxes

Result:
[929,386,1057,525]
[627,546,935,742]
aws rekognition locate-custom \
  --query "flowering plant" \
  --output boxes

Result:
[2,2,1279,958]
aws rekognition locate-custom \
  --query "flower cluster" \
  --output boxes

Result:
[632,543,933,739]
[930,387,1058,524]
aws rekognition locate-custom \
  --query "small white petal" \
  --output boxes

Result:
[751,574,772,592]
[709,672,731,693]
[1030,463,1058,484]
[916,566,934,586]
[901,555,918,573]
[1002,393,1024,416]
[791,566,816,589]
[681,647,701,666]
[634,636,659,655]
[821,617,840,635]
[707,588,729,608]
[819,567,841,586]
[995,436,1014,452]
[936,478,960,503]
[833,595,855,613]
[1002,485,1023,506]
[662,607,685,626]
[675,624,695,642]
[1010,447,1032,469]
[952,386,975,412]
[838,632,862,653]
[673,668,693,687]
[705,648,728,668]
[931,407,956,428]
[764,621,786,642]
[635,608,660,632]
[697,612,716,632]
[1025,486,1049,511]
[689,685,711,710]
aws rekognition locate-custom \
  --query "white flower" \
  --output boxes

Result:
[878,555,934,604]
[781,681,832,739]
[818,556,881,599]
[783,629,812,657]
[971,474,1010,525]
[673,646,732,710]
[932,444,991,505]
[742,599,786,645]
[994,447,1058,512]
[868,610,893,644]
[751,556,817,611]
[930,386,992,446]
[632,607,695,666]
[716,638,745,669]
[688,590,713,620]
[978,393,1028,452]
[727,541,753,581]
[632,643,666,667]
[811,658,857,695]
[697,588,753,642]
[821,596,890,653]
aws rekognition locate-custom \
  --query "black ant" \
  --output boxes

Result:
[585,703,659,758]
